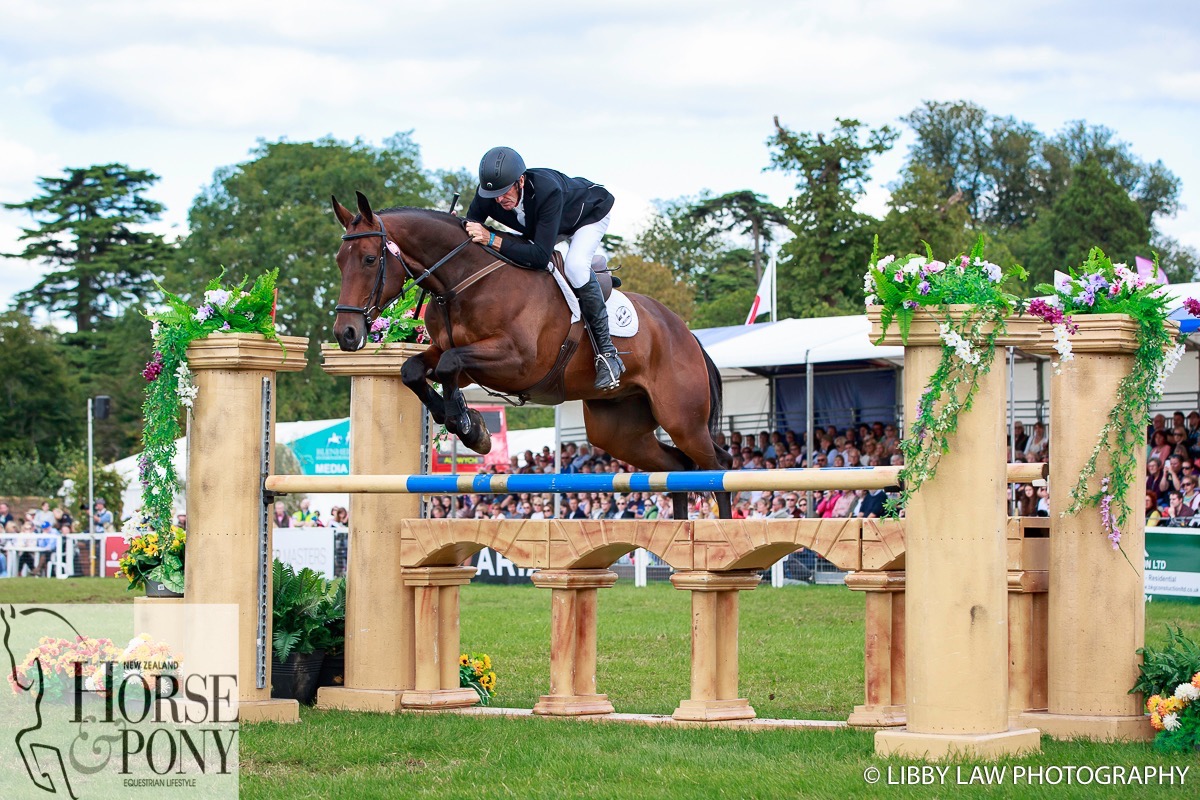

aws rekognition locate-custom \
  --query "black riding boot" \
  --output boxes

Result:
[573,273,625,391]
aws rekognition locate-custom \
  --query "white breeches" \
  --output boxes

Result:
[560,213,611,289]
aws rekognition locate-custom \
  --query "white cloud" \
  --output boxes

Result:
[0,0,1198,313]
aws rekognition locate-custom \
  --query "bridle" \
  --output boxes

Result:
[334,217,476,322]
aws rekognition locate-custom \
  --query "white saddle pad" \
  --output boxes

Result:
[548,269,639,338]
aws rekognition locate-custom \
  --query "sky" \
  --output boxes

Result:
[2,0,1199,314]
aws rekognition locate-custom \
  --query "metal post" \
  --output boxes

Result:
[770,559,784,588]
[1008,347,1016,463]
[87,397,95,577]
[805,358,815,518]
[1008,346,1017,516]
[256,377,272,690]
[1035,359,1045,424]
[634,548,647,588]
[553,405,562,519]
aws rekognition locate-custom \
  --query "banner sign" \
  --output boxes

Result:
[288,419,351,475]
[432,406,509,473]
[471,547,535,584]
[1145,526,1200,604]
[273,527,335,577]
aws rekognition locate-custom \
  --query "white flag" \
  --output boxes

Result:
[745,258,775,325]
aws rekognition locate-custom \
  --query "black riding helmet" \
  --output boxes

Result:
[477,146,526,198]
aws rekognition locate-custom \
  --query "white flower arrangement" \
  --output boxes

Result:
[175,361,199,409]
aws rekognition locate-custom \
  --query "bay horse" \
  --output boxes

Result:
[330,191,731,519]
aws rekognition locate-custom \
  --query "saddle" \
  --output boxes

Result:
[548,251,618,300]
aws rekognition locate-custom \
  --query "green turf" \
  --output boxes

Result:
[5,578,1200,798]
[0,576,136,604]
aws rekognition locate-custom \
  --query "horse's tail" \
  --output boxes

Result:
[696,336,723,441]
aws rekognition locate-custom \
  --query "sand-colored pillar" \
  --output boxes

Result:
[316,343,426,712]
[185,332,308,724]
[1007,519,1049,720]
[870,308,1041,759]
[1018,315,1155,741]
[846,571,906,728]
[401,565,480,708]
[670,570,760,722]
[531,569,619,716]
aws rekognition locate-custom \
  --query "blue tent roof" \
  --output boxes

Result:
[1168,305,1200,334]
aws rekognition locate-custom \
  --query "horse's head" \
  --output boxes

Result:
[331,191,407,351]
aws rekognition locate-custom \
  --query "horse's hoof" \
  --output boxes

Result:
[460,409,492,455]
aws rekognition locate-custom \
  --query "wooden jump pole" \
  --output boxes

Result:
[264,462,1045,496]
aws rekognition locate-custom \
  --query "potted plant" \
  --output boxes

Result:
[316,577,346,690]
[270,559,330,704]
[118,511,185,596]
[1133,626,1200,753]
[459,651,497,705]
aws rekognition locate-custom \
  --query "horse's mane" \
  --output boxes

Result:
[351,206,461,229]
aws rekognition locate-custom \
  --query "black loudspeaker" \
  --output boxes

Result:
[93,395,112,420]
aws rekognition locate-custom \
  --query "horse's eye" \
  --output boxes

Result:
[364,255,376,266]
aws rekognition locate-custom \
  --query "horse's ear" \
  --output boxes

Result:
[331,195,354,229]
[355,191,375,224]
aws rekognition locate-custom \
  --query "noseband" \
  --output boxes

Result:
[334,217,475,322]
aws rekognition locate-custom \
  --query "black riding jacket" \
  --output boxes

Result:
[466,168,615,269]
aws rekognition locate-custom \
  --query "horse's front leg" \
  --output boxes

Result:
[434,340,525,455]
[400,346,447,424]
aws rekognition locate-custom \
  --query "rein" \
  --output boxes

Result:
[334,216,489,324]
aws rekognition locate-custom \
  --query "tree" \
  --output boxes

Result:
[768,116,898,317]
[179,134,437,421]
[4,164,173,335]
[0,312,84,462]
[878,163,974,257]
[634,195,726,285]
[1150,235,1200,284]
[82,308,155,462]
[609,254,695,323]
[1034,156,1151,284]
[901,101,992,222]
[1048,121,1181,228]
[689,191,788,284]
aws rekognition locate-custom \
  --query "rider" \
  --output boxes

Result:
[464,146,625,391]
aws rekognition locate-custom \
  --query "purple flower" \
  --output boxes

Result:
[1184,297,1200,317]
[370,317,391,334]
[903,299,918,309]
[194,304,214,323]
[141,352,164,382]
[220,322,231,331]
[917,281,930,295]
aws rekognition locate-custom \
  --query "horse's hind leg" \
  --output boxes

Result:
[584,397,700,520]
[647,389,734,519]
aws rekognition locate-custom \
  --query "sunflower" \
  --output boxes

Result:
[459,654,470,667]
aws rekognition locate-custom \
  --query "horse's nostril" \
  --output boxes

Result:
[344,327,356,343]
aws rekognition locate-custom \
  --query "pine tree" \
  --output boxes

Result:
[4,164,172,334]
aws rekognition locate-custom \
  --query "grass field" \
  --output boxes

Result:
[2,578,1198,798]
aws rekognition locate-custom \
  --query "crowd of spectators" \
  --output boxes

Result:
[428,422,920,523]
[271,498,350,529]
[0,499,113,578]
[1145,411,1200,527]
